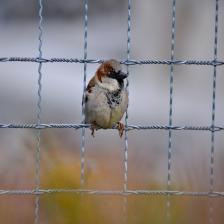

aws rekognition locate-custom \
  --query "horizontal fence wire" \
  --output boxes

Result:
[0,57,224,65]
[0,123,224,131]
[0,189,224,197]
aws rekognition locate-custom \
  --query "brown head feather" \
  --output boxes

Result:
[96,60,120,82]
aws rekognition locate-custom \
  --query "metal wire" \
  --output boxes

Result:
[0,189,224,197]
[1,123,224,131]
[209,0,219,223]
[166,0,176,222]
[122,0,132,222]
[0,57,224,65]
[124,0,131,194]
[80,0,88,188]
[210,0,219,193]
[34,0,44,224]
[167,0,176,191]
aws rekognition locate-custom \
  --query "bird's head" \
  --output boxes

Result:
[96,59,128,91]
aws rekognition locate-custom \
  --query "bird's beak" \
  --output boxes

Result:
[118,71,128,79]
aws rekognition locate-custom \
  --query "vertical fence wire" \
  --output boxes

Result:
[34,0,44,224]
[124,0,131,193]
[123,0,131,222]
[166,0,176,222]
[80,0,88,187]
[209,0,219,223]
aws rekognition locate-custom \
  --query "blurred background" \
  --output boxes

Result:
[0,0,224,223]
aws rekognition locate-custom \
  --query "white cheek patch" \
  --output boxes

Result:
[97,77,120,92]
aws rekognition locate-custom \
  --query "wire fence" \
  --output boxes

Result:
[0,0,223,223]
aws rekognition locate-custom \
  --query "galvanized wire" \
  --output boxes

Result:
[34,0,44,224]
[124,0,131,194]
[0,189,224,197]
[209,0,219,223]
[1,123,224,131]
[80,0,88,188]
[210,0,219,193]
[167,0,176,191]
[166,0,176,222]
[123,0,132,222]
[0,57,224,65]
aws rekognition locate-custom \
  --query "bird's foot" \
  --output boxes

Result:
[90,121,97,137]
[117,122,125,138]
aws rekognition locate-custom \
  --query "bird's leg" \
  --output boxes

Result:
[90,121,97,137]
[117,122,125,138]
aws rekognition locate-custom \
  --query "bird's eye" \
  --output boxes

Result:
[108,69,118,77]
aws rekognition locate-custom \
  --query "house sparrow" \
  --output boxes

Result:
[84,59,128,137]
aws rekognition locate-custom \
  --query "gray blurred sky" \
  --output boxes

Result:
[0,0,126,20]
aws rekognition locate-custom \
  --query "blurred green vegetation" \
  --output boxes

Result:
[0,132,224,223]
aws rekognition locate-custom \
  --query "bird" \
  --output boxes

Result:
[84,59,128,137]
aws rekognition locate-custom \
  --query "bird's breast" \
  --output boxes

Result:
[105,89,122,108]
[85,87,128,129]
